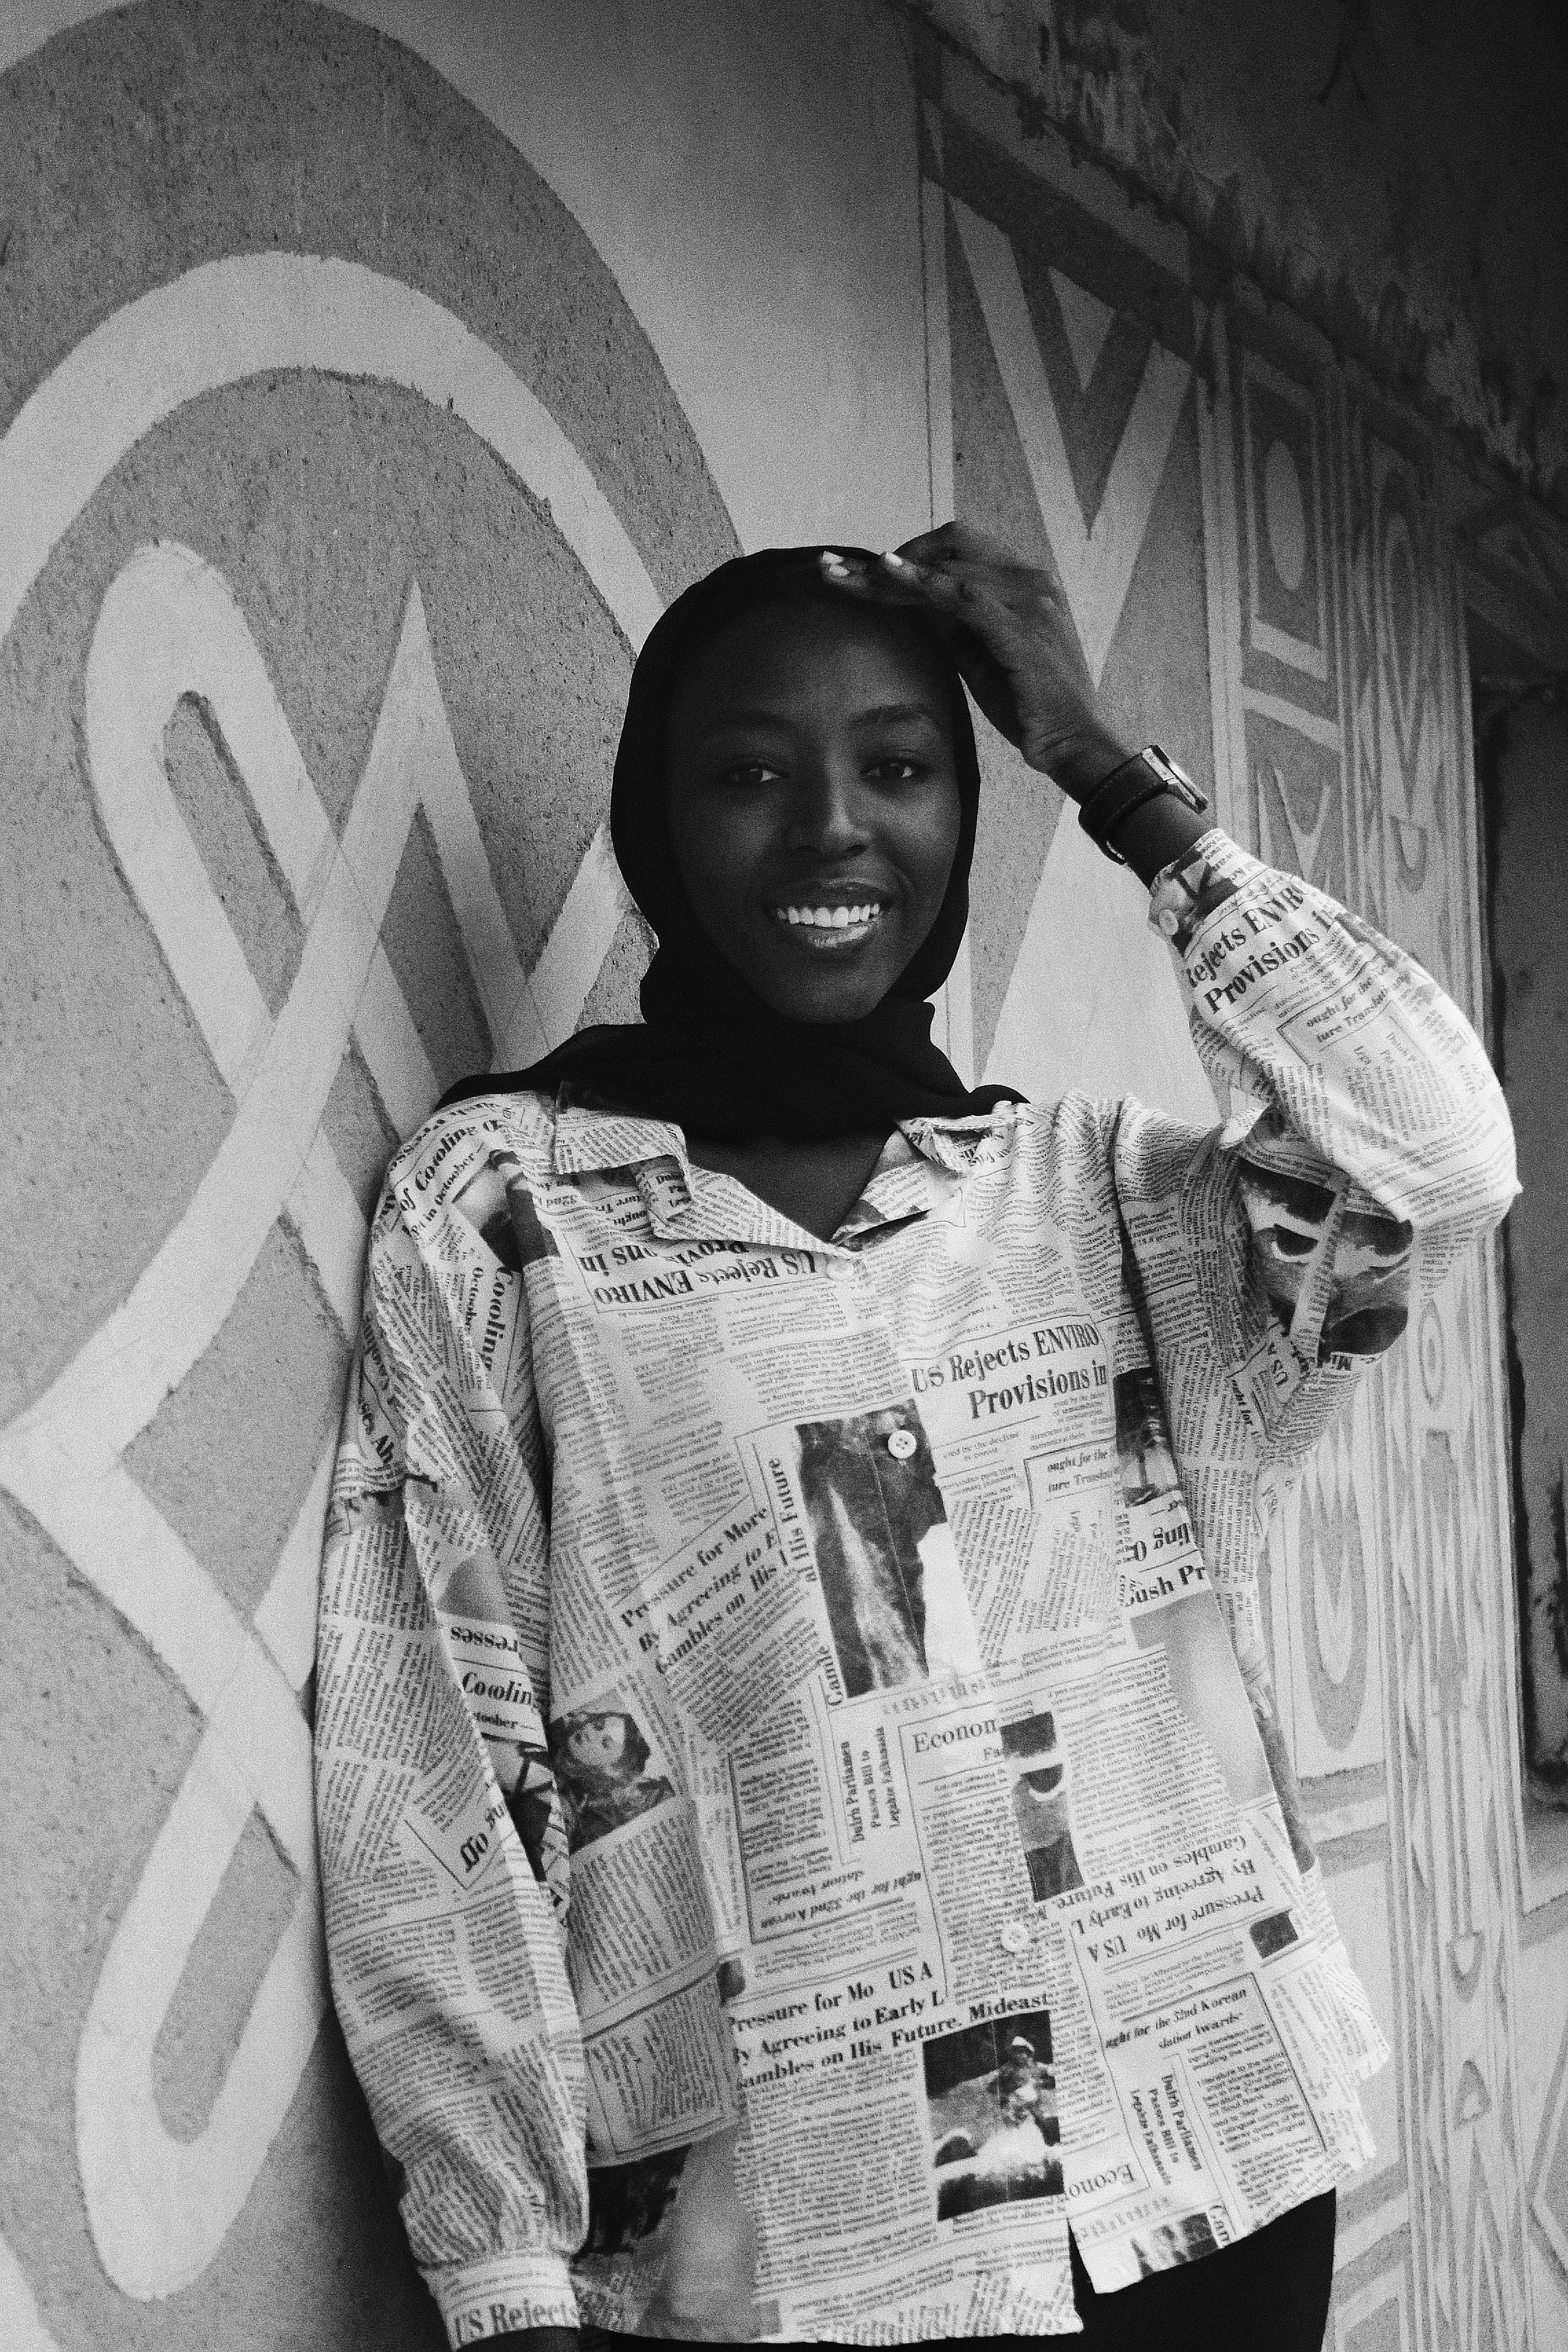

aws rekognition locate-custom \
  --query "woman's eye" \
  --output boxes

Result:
[719,760,783,788]
[866,756,924,784]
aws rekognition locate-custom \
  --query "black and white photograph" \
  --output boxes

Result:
[1113,1365,1181,1511]
[3,4,1548,2347]
[550,1705,677,1855]
[1148,846,1240,954]
[1130,1590,1276,1816]
[582,2150,689,2263]
[791,1402,947,1697]
[1000,1710,1086,1901]
[922,2013,1063,2220]
[1235,1155,1416,1359]
[1130,2209,1223,2277]
[1249,1910,1301,1962]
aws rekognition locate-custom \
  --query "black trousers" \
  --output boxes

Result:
[1053,2189,1338,2351]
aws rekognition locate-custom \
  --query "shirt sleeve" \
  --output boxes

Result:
[314,1155,587,2347]
[1103,831,1515,1874]
[1108,824,1515,1557]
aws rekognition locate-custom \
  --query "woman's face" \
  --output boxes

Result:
[568,1716,628,1773]
[664,600,964,1024]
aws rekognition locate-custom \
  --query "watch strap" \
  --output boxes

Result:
[1078,745,1209,865]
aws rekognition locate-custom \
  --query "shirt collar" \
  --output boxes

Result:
[900,1108,1019,1175]
[550,1097,694,1179]
[544,1096,1016,1248]
[549,1096,1016,1176]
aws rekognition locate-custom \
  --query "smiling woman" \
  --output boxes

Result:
[316,524,1516,2351]
[664,596,963,1022]
[439,540,1038,1238]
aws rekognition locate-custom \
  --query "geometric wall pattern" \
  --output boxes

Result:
[916,42,1552,2352]
[0,9,735,2346]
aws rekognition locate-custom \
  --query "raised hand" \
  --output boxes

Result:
[818,522,1130,803]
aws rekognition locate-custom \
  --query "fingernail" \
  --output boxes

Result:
[882,550,907,568]
[820,549,849,573]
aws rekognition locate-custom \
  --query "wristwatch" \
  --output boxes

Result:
[1077,744,1208,865]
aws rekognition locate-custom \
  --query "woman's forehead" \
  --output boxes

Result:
[667,596,952,730]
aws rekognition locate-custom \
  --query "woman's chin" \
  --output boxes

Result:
[748,951,902,1025]
[760,981,890,1024]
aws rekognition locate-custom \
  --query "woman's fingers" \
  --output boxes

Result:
[818,548,955,605]
[818,534,1104,776]
[819,548,1009,628]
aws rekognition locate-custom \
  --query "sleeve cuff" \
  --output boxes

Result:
[427,2251,579,2345]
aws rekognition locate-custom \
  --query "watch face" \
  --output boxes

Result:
[1146,747,1206,808]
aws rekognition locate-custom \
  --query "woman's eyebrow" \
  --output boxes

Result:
[685,698,945,743]
[681,704,798,744]
[851,702,945,730]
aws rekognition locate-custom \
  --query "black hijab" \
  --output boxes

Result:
[441,546,1023,1139]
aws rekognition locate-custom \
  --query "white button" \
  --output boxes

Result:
[1000,1921,1031,1954]
[887,1429,917,1460]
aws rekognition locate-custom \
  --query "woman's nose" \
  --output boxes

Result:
[787,756,868,856]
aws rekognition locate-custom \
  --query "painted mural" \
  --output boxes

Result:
[2,5,1567,2349]
[0,8,732,2345]
[916,43,1557,2352]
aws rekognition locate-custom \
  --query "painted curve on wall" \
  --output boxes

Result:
[0,254,666,2301]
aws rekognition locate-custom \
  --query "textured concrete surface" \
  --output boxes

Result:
[0,8,924,2346]
[912,0,1568,519]
[1486,699,1568,1784]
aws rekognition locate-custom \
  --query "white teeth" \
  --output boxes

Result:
[774,903,883,929]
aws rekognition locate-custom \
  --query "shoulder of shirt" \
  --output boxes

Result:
[378,1086,561,1210]
[993,1091,1122,1148]
[1003,1091,1217,1160]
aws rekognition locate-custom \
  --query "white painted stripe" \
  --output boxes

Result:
[0,251,662,657]
[0,2235,62,2352]
[1308,1791,1389,1846]
[0,0,105,76]
[984,803,1214,1121]
[918,172,974,1087]
[0,1432,310,1847]
[1334,2187,1409,2269]
[83,558,274,1097]
[254,1444,335,1693]
[1195,327,1245,833]
[1205,309,1251,839]
[921,174,955,528]
[949,196,1190,686]
[0,252,667,2303]
[4,802,381,1455]
[285,1127,368,1336]
[1242,684,1343,750]
[394,584,538,1061]
[353,943,440,1140]
[527,820,630,1051]
[75,1717,326,2300]
[942,926,976,1090]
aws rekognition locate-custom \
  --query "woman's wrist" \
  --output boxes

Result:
[1038,719,1135,803]
[1107,790,1213,886]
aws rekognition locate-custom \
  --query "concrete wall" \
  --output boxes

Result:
[1486,701,1568,1788]
[912,0,1568,523]
[2,5,1568,2348]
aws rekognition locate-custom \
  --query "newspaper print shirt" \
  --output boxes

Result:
[316,832,1516,2344]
